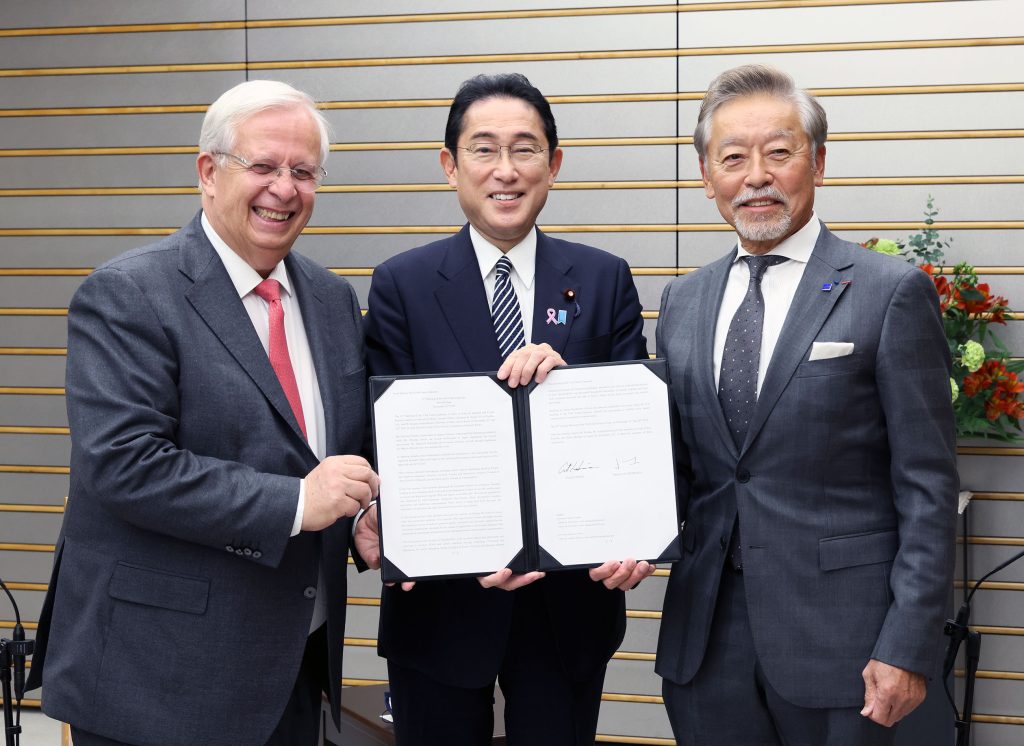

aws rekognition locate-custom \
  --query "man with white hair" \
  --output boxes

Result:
[27,80,379,745]
[656,65,958,744]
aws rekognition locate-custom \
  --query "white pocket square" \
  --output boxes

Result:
[808,342,854,361]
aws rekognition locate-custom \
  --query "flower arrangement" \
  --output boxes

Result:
[863,198,1024,441]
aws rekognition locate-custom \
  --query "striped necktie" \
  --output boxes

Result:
[491,256,526,359]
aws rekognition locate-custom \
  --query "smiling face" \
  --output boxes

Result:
[700,94,825,255]
[197,105,321,275]
[440,96,563,252]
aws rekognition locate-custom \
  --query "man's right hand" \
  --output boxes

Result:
[302,455,379,531]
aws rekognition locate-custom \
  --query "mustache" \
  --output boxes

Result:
[731,186,789,210]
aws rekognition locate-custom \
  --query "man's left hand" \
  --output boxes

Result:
[589,559,656,590]
[497,343,565,388]
[860,659,927,727]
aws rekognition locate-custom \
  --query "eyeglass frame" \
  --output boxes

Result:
[212,151,327,191]
[455,142,550,165]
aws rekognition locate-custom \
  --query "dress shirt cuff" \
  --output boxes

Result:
[292,479,305,537]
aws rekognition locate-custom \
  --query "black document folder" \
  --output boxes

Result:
[370,359,681,583]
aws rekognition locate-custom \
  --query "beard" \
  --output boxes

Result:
[731,186,792,244]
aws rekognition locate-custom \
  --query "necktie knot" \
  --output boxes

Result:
[253,278,282,304]
[743,254,788,284]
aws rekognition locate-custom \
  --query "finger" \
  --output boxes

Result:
[505,353,531,389]
[478,568,513,589]
[603,559,637,590]
[499,571,546,591]
[401,581,417,591]
[622,561,653,590]
[532,355,561,383]
[589,560,619,582]
[337,454,372,468]
[497,355,515,381]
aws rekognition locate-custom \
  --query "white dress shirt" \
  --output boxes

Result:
[713,214,821,395]
[470,225,538,345]
[202,212,326,630]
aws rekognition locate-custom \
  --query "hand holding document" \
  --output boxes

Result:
[371,361,680,582]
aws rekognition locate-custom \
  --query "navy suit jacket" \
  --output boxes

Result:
[655,224,958,707]
[28,213,368,743]
[364,224,649,687]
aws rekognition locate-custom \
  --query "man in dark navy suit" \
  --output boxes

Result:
[357,73,655,745]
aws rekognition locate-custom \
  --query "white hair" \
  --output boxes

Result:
[198,80,332,165]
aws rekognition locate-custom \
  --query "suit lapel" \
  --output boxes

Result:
[743,225,854,450]
[434,225,505,371]
[531,229,576,354]
[181,214,311,449]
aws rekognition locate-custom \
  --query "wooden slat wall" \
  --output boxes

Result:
[1,1,1021,742]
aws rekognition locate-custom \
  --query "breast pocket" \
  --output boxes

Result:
[794,353,861,378]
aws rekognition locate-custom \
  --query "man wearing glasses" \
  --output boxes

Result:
[359,73,654,744]
[27,80,379,745]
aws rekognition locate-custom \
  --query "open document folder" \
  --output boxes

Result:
[370,360,681,582]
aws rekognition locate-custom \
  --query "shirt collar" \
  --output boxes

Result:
[469,224,537,290]
[201,211,293,299]
[732,212,821,265]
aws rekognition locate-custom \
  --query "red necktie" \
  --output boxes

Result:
[253,278,307,440]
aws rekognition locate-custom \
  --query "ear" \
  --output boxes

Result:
[813,145,826,186]
[440,148,458,188]
[699,158,715,199]
[546,147,563,186]
[197,152,218,196]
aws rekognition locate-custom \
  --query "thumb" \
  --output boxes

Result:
[861,670,877,716]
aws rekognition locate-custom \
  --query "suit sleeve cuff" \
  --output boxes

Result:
[291,479,305,537]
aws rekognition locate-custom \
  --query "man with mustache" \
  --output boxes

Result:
[655,65,958,744]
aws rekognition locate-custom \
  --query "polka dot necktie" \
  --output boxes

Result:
[491,256,526,359]
[718,255,789,448]
[719,255,787,570]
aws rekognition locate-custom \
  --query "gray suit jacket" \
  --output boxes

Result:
[28,213,367,744]
[655,223,958,707]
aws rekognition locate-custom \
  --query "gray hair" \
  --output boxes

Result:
[693,65,827,161]
[199,80,332,166]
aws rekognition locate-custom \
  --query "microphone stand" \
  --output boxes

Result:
[1,578,34,746]
[942,546,1024,746]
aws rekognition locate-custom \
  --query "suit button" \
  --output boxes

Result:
[225,545,234,553]
[235,549,244,556]
[252,550,262,559]
[720,536,727,550]
[243,548,252,556]
[303,586,317,599]
[736,469,750,483]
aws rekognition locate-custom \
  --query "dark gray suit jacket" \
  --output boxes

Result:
[28,213,367,743]
[655,223,958,707]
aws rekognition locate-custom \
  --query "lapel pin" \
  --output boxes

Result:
[562,288,581,318]
[841,279,852,286]
[821,282,833,292]
[546,308,568,325]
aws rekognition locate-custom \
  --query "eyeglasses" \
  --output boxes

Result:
[457,143,548,165]
[214,152,326,192]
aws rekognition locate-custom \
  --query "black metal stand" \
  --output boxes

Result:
[954,630,982,746]
[1,640,21,746]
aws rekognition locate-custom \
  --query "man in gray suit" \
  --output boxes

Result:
[26,80,379,744]
[656,65,958,744]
